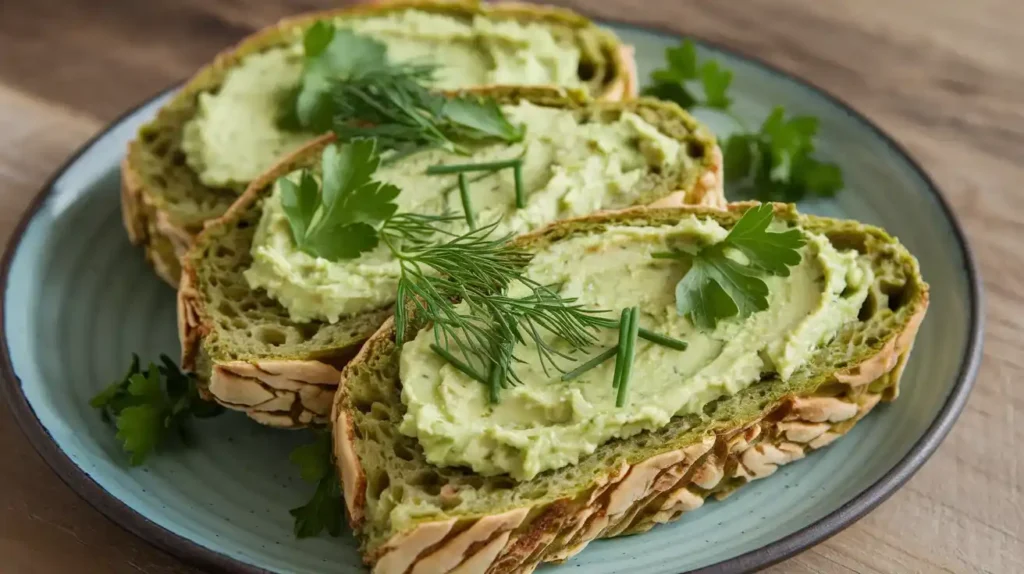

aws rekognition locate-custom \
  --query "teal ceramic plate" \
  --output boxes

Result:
[0,22,982,574]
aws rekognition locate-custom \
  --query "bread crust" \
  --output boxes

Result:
[122,0,639,287]
[178,89,725,428]
[330,204,930,573]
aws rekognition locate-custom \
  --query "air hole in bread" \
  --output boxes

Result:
[686,140,706,160]
[858,292,877,322]
[577,61,596,81]
[393,442,416,462]
[367,471,390,500]
[880,281,907,312]
[409,471,443,496]
[217,301,237,318]
[354,398,373,415]
[825,231,867,253]
[255,327,287,346]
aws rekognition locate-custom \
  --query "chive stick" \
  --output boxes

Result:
[616,306,640,408]
[429,344,487,385]
[561,346,618,381]
[457,173,475,229]
[425,158,522,175]
[486,340,512,403]
[513,162,525,209]
[486,356,502,404]
[591,317,688,351]
[612,309,631,389]
[635,329,687,351]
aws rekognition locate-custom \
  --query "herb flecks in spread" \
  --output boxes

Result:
[91,355,224,466]
[399,215,872,480]
[244,101,686,323]
[645,40,844,202]
[289,431,344,538]
[181,10,584,187]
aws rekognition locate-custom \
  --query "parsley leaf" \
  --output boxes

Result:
[699,60,733,110]
[91,355,223,466]
[720,202,805,275]
[115,405,165,466]
[442,96,525,142]
[665,204,806,329]
[283,25,390,132]
[726,107,844,201]
[280,139,399,261]
[289,431,343,538]
[645,40,844,202]
[675,254,768,330]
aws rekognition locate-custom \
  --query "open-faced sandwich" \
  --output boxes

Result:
[178,86,724,428]
[331,203,928,573]
[121,0,640,285]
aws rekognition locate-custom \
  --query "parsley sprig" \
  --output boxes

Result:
[90,355,223,465]
[644,40,844,202]
[289,431,343,538]
[656,204,806,329]
[282,21,524,152]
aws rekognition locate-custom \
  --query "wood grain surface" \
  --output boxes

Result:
[0,1,1018,572]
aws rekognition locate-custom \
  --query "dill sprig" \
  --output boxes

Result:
[379,218,610,394]
[330,65,524,154]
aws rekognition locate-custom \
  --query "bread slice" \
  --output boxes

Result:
[330,202,929,573]
[122,0,640,287]
[177,86,725,429]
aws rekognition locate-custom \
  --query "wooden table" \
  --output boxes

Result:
[0,1,1019,572]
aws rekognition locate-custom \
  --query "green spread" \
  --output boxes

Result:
[244,101,686,323]
[398,219,872,480]
[182,10,585,188]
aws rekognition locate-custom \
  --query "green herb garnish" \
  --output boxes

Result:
[282,21,524,151]
[280,143,685,404]
[329,66,524,153]
[90,355,223,466]
[644,39,843,202]
[456,174,475,229]
[613,306,641,407]
[289,431,344,538]
[561,346,618,381]
[280,24,390,132]
[426,157,526,211]
[658,204,806,330]
[279,139,399,261]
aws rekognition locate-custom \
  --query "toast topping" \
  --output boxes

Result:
[244,101,690,323]
[399,217,872,480]
[181,10,585,188]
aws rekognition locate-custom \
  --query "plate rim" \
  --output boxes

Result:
[0,22,983,574]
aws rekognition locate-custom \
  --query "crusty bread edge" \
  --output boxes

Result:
[330,203,930,573]
[122,0,637,288]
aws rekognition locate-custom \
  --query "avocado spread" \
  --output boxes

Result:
[182,10,585,188]
[398,219,872,480]
[244,101,688,323]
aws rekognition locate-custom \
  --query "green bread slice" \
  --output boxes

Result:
[330,202,929,572]
[122,0,641,287]
[178,86,724,429]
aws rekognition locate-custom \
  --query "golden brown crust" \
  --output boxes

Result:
[359,380,913,574]
[333,208,930,573]
[122,0,635,287]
